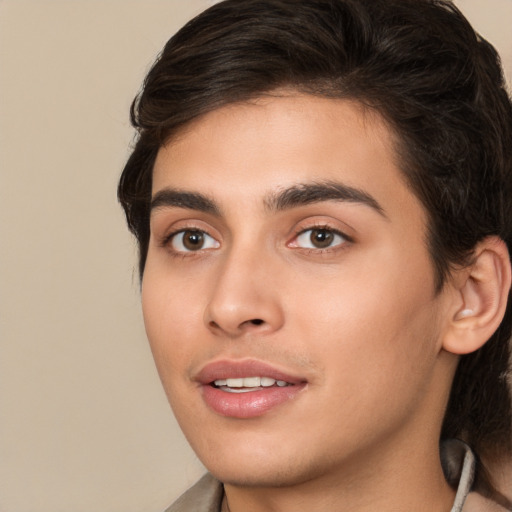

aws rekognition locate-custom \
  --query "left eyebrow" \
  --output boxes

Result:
[264,180,387,218]
[150,188,220,215]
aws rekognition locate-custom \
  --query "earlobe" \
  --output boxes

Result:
[443,236,511,355]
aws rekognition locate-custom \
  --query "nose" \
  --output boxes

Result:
[204,248,285,338]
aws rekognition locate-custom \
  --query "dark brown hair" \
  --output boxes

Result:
[118,0,512,496]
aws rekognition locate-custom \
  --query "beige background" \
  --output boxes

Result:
[0,1,511,511]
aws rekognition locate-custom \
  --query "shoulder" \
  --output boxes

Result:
[164,474,223,512]
[441,439,511,512]
[463,492,512,512]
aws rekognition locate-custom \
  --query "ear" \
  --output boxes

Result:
[442,236,511,355]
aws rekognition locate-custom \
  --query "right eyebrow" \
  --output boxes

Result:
[150,188,220,215]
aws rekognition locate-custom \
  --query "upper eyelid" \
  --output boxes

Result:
[156,218,219,241]
[296,224,344,235]
[151,210,222,234]
[161,228,220,256]
[292,222,353,241]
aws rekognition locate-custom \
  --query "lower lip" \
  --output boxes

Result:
[202,384,306,418]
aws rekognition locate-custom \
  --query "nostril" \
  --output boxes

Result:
[206,317,268,334]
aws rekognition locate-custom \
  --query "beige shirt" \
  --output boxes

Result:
[165,441,508,512]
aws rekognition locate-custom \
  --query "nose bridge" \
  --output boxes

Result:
[204,238,284,337]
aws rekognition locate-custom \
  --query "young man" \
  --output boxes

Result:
[118,0,512,510]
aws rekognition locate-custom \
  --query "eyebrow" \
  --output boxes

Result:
[150,180,386,218]
[151,189,220,215]
[265,181,387,217]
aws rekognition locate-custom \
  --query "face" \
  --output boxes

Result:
[142,94,455,488]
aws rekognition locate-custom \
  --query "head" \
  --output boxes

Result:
[119,0,512,494]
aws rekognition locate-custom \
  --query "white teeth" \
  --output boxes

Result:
[243,377,261,387]
[222,387,258,393]
[226,378,244,388]
[213,376,289,388]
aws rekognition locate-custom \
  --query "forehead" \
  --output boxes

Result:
[152,93,421,224]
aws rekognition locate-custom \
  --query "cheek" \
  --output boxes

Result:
[141,264,204,378]
[288,285,440,447]
[289,250,439,386]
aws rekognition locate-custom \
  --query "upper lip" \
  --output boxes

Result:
[195,359,307,385]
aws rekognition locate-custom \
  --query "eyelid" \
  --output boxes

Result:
[287,222,353,251]
[170,229,220,253]
[151,211,221,242]
[157,220,221,251]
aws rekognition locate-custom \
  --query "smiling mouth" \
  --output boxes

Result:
[197,359,306,417]
[212,376,292,393]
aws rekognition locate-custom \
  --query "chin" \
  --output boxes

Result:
[206,462,316,489]
[191,436,333,489]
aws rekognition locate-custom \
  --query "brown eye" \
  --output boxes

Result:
[171,230,219,252]
[293,227,346,250]
[309,229,334,248]
[183,230,204,250]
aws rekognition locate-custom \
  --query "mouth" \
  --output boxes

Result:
[196,360,307,418]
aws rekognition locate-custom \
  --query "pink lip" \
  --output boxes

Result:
[195,359,307,419]
[196,359,305,385]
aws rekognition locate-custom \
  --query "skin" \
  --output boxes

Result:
[142,93,463,511]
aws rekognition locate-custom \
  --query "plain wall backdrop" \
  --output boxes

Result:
[0,1,511,511]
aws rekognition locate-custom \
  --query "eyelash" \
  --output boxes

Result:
[289,224,352,253]
[160,227,219,256]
